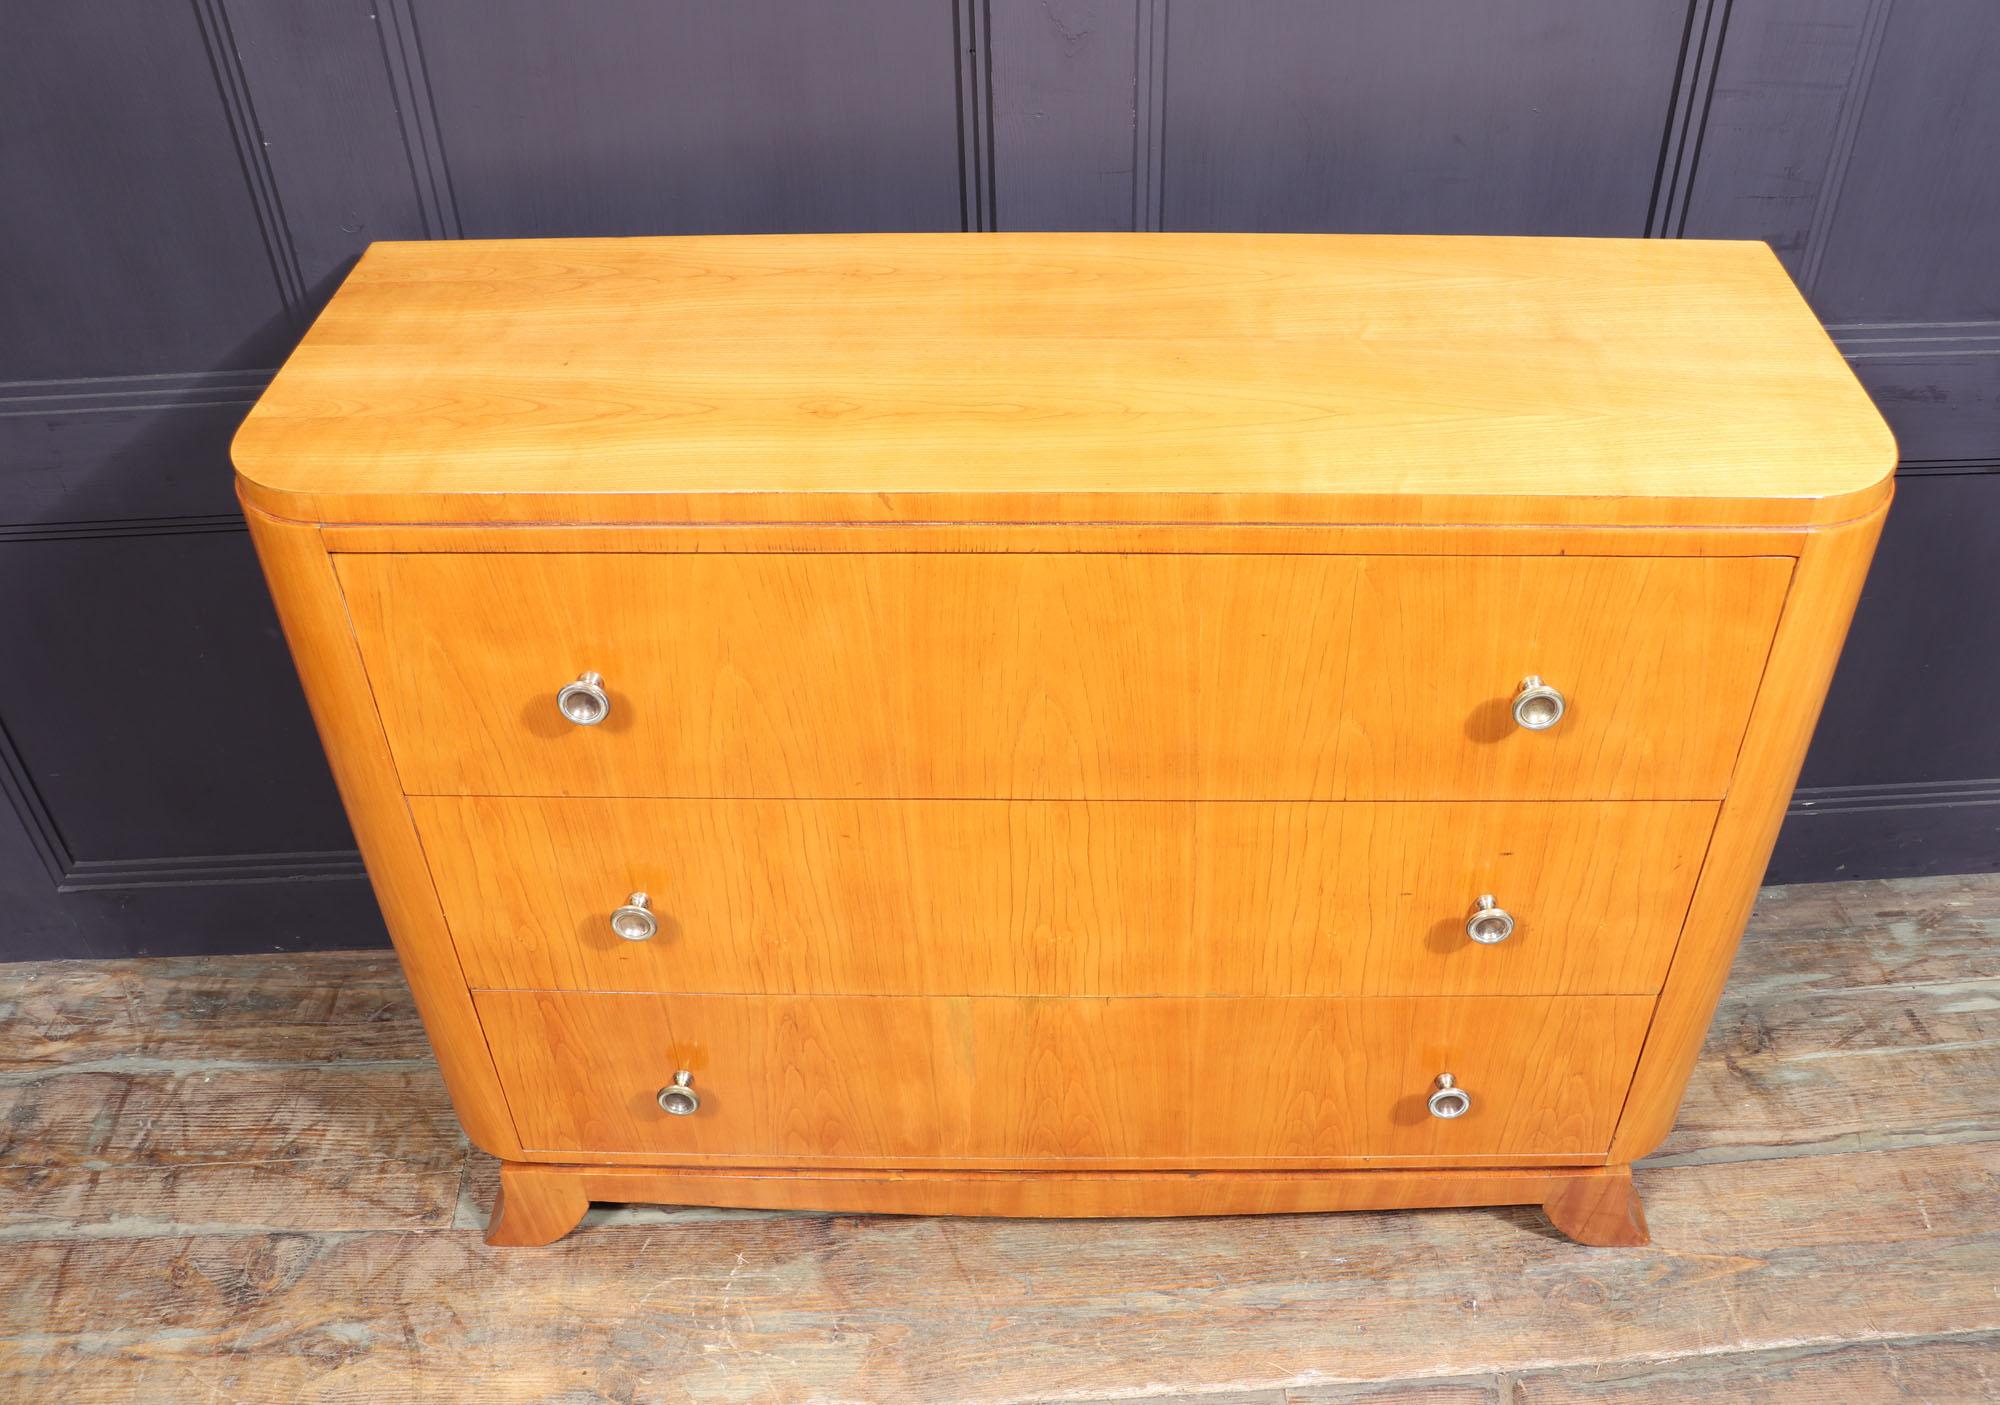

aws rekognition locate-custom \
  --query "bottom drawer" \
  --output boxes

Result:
[475,992,1653,1167]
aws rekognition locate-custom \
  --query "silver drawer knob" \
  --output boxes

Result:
[657,1070,699,1116]
[1511,675,1565,731]
[1427,1073,1471,1120]
[557,670,609,726]
[1465,894,1515,945]
[609,892,657,942]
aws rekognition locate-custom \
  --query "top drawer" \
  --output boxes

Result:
[336,551,1788,801]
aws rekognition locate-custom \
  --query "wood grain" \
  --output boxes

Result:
[445,868,2000,1182]
[472,991,1652,1165]
[1295,1334,2000,1403]
[1658,873,2000,1161]
[240,503,524,1161]
[1731,870,2000,992]
[1292,1384,1502,1404]
[319,519,1819,557]
[230,234,1895,529]
[0,952,426,1068]
[0,962,135,1069]
[1656,953,2000,1164]
[1611,503,1889,1162]
[484,1162,1642,1248]
[339,549,1789,801]
[1540,1164,1649,1246]
[229,233,1891,1256]
[416,795,1715,997]
[1506,1333,2000,1403]
[4,1142,1993,1403]
[0,1065,461,1236]
[483,1161,588,1247]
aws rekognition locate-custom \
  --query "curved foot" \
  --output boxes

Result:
[485,1162,590,1247]
[1542,1166,1649,1247]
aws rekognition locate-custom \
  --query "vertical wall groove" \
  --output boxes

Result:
[0,716,70,887]
[960,0,976,231]
[981,0,999,230]
[1647,0,1727,237]
[954,0,996,230]
[1671,0,1736,237]
[377,0,462,240]
[1798,0,1896,294]
[192,0,308,318]
[1133,0,1169,232]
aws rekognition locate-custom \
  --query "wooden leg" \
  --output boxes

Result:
[485,1162,591,1247]
[1542,1166,1650,1247]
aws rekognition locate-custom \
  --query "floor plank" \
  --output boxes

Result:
[0,1065,463,1235]
[1,1143,1993,1403]
[1655,969,2000,1163]
[1296,1333,2000,1405]
[0,962,143,1069]
[1737,872,2000,991]
[0,952,425,1068]
[1508,1331,2000,1402]
[1637,871,2000,1168]
[1289,1383,1502,1403]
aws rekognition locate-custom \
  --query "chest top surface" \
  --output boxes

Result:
[232,232,1893,529]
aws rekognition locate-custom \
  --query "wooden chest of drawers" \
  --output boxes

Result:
[235,233,1892,1246]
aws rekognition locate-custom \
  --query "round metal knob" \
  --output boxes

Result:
[609,892,657,942]
[1465,894,1515,945]
[557,671,610,726]
[1427,1073,1471,1120]
[657,1070,699,1116]
[1511,675,1565,731]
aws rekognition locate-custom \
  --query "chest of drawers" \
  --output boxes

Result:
[235,233,1892,1246]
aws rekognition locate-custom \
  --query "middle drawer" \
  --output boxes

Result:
[416,795,1715,996]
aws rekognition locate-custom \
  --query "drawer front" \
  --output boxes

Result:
[338,552,1788,800]
[475,991,1653,1165]
[420,796,1716,996]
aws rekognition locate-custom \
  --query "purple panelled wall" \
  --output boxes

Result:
[1,0,1993,956]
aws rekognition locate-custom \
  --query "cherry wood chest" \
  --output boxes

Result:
[235,233,1892,1245]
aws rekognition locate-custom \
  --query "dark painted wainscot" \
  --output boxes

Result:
[3,1,1994,958]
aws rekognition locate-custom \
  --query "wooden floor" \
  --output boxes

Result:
[2,873,1997,1403]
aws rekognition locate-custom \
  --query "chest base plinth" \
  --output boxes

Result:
[482,1160,1650,1248]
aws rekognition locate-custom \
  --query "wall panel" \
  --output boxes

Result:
[0,531,352,863]
[1676,0,1880,268]
[1769,473,2000,880]
[1160,0,1691,235]
[1680,0,2000,878]
[1845,347,2000,468]
[989,0,1139,231]
[0,3,294,379]
[411,0,964,238]
[0,382,260,530]
[1806,0,2000,326]
[225,0,437,307]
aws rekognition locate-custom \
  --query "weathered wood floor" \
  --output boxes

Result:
[2,872,1997,1403]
